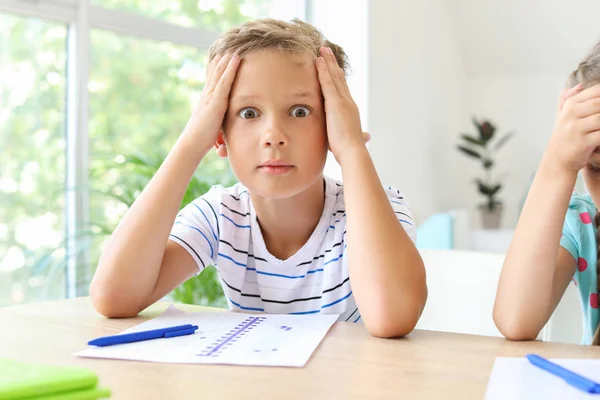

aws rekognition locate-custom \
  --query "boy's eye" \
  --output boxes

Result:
[239,107,260,119]
[290,106,311,118]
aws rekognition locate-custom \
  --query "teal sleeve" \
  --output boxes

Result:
[559,197,581,261]
[560,232,578,261]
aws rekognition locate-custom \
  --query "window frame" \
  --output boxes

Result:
[0,0,308,298]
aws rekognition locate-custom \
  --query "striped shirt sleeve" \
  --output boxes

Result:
[169,185,222,273]
[385,185,416,242]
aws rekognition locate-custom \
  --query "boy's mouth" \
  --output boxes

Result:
[259,159,292,167]
[258,160,294,175]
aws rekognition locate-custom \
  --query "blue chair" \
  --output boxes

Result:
[416,212,454,250]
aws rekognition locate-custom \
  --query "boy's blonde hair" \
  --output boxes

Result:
[208,18,350,75]
[567,39,600,346]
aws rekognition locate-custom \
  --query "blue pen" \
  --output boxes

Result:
[88,324,199,347]
[526,354,600,394]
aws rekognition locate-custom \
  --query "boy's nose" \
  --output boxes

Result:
[262,123,287,148]
[263,136,286,147]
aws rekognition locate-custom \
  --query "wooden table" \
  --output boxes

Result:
[2,298,600,399]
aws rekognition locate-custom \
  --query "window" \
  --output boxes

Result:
[0,13,67,306]
[90,0,287,30]
[0,0,306,307]
[87,30,234,273]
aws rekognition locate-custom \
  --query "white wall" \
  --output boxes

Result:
[366,0,600,228]
[440,0,600,229]
[447,74,565,228]
[368,0,465,223]
[313,0,600,228]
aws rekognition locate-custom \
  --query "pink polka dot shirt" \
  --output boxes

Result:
[560,193,600,344]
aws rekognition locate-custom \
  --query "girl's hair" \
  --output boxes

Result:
[567,41,600,90]
[208,18,349,75]
[567,39,600,345]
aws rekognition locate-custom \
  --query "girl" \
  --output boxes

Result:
[494,40,600,344]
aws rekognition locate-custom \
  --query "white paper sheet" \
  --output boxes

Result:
[76,305,337,367]
[486,357,600,399]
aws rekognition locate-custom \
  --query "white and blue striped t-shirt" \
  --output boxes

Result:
[169,176,416,323]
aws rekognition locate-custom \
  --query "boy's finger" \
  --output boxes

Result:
[316,56,339,99]
[322,47,352,97]
[207,53,234,92]
[319,47,345,96]
[214,53,241,99]
[363,131,371,143]
[205,54,224,88]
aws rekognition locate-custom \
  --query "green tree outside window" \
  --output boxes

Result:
[1,0,274,307]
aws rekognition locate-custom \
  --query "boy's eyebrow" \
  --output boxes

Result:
[229,90,323,102]
[288,90,323,99]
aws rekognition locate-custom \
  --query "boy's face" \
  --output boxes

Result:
[221,49,328,200]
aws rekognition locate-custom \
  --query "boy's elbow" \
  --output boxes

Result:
[90,280,141,319]
[365,316,418,338]
[363,298,425,339]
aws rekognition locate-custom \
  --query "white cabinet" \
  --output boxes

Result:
[470,229,514,254]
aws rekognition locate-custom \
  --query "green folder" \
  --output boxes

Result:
[0,359,111,400]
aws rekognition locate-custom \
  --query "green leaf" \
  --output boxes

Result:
[457,145,482,159]
[489,184,502,196]
[171,266,226,307]
[476,180,499,194]
[476,179,492,195]
[460,134,486,147]
[492,131,513,152]
[102,190,137,206]
[89,222,115,236]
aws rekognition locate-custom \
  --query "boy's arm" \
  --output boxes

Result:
[316,47,426,338]
[340,148,427,338]
[90,54,240,317]
[90,140,207,317]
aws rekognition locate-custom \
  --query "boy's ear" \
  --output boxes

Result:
[214,129,228,158]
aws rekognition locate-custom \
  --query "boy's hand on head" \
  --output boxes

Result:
[547,83,600,173]
[181,53,241,152]
[316,47,365,163]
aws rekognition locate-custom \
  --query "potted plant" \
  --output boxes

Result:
[457,117,513,229]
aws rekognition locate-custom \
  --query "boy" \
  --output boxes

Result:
[90,19,427,338]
